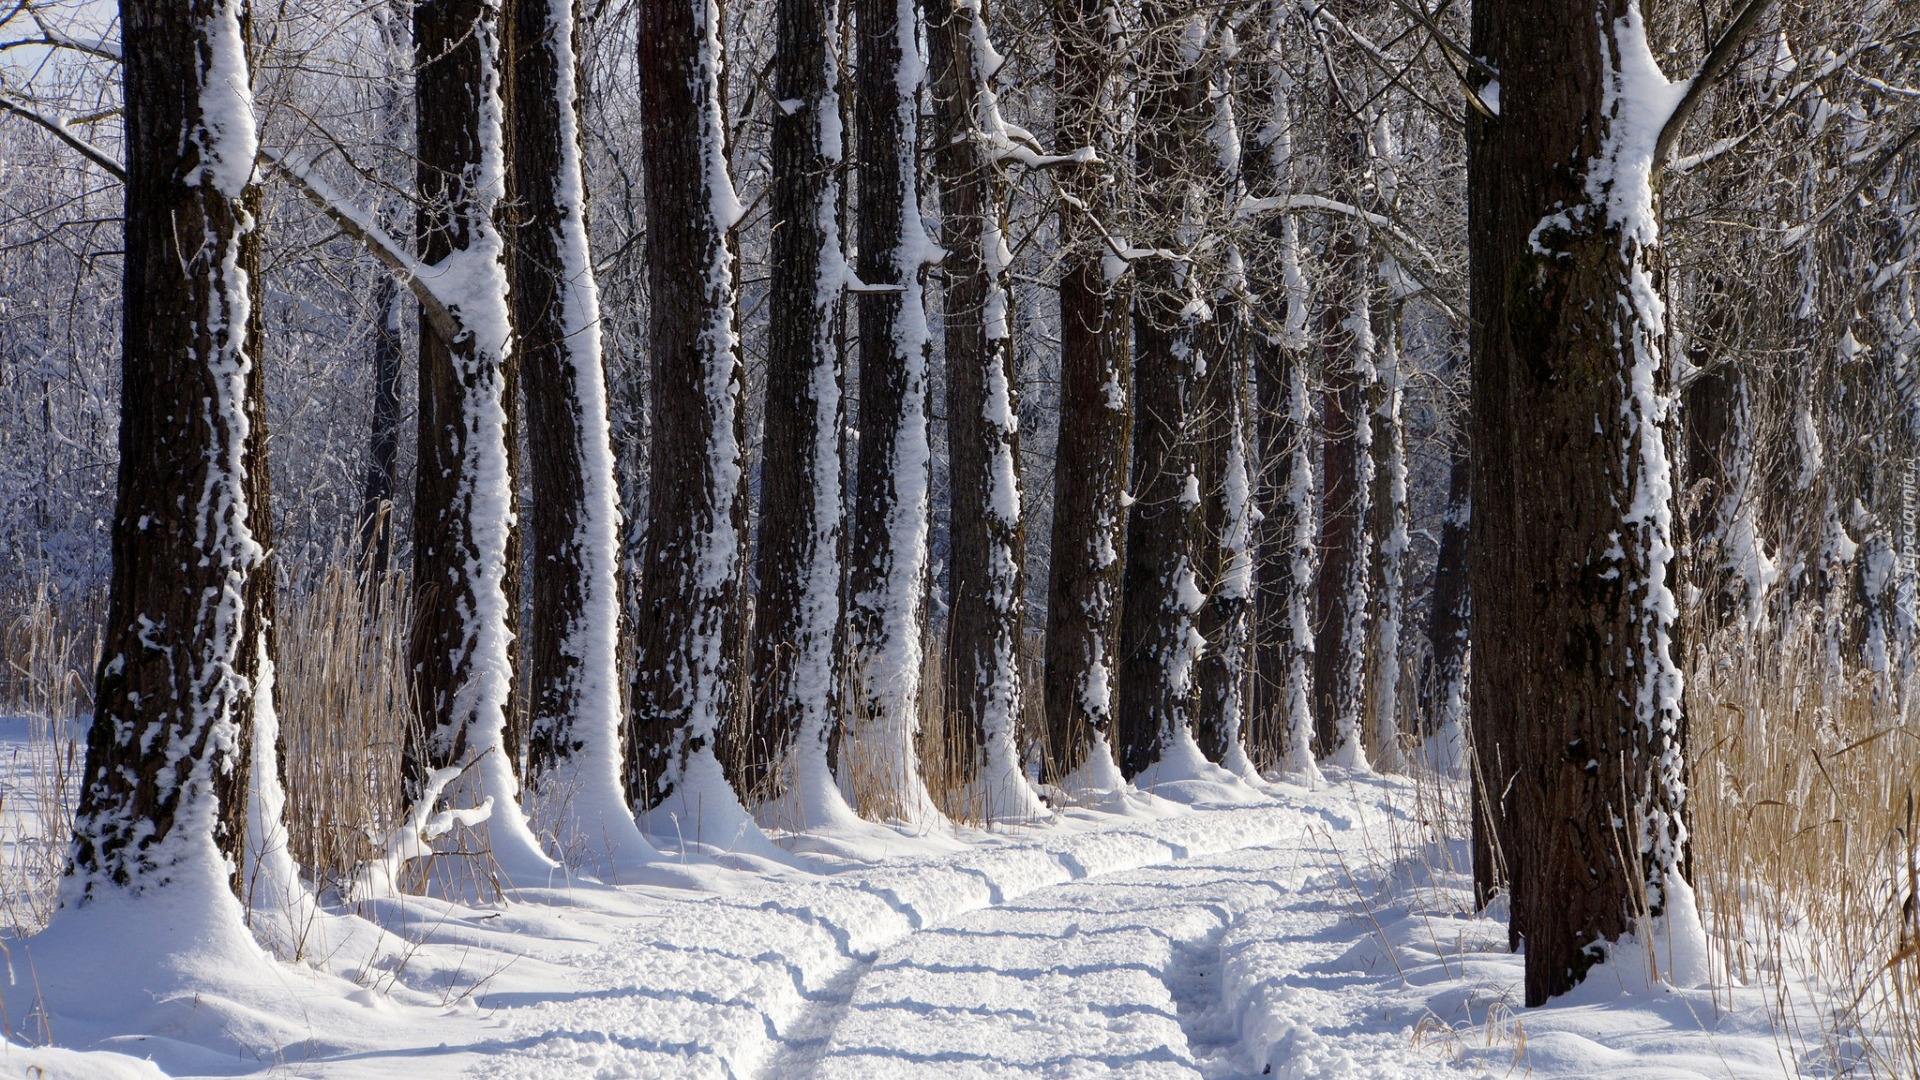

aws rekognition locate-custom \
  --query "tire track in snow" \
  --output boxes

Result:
[752,807,1322,1079]
[783,855,1315,1079]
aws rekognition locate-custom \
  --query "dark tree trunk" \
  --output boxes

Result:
[511,0,632,814]
[1244,20,1318,778]
[1470,0,1695,1005]
[1192,299,1253,765]
[627,0,751,813]
[929,0,1035,816]
[1041,0,1130,784]
[1426,385,1470,737]
[1312,200,1372,764]
[359,274,403,575]
[1115,6,1204,780]
[404,0,526,798]
[1364,285,1407,770]
[70,0,263,901]
[845,0,938,820]
[747,0,848,808]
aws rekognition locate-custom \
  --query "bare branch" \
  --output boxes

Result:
[258,148,461,342]
[1654,0,1778,169]
[0,90,124,179]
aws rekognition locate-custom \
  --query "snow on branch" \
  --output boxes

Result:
[0,90,124,179]
[257,148,462,343]
[1652,0,1778,168]
[1237,192,1442,275]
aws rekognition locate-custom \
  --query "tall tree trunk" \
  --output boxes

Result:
[1470,0,1700,1004]
[68,0,265,907]
[1246,18,1319,783]
[1424,356,1471,789]
[403,0,554,880]
[847,0,940,823]
[1115,4,1205,782]
[359,275,403,575]
[1192,291,1255,773]
[1191,42,1255,777]
[1311,181,1373,768]
[358,0,410,578]
[1041,0,1131,788]
[512,0,654,871]
[1365,259,1408,772]
[748,0,858,827]
[628,0,756,845]
[928,0,1043,820]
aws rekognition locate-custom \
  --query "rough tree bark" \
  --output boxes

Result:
[628,0,754,836]
[69,0,265,904]
[747,0,860,829]
[1311,178,1373,767]
[1191,43,1255,775]
[1365,256,1409,772]
[402,0,554,880]
[1041,0,1131,787]
[1470,0,1711,1004]
[511,0,654,869]
[1245,14,1320,781]
[928,0,1044,820]
[846,0,940,822]
[1115,3,1206,781]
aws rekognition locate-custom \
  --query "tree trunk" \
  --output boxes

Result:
[747,0,858,828]
[1245,19,1319,782]
[1470,0,1697,1005]
[1041,0,1130,788]
[1192,294,1255,771]
[402,0,554,880]
[359,276,403,575]
[1115,4,1205,781]
[69,0,265,904]
[628,0,754,841]
[1365,267,1408,771]
[846,0,940,823]
[1312,181,1373,768]
[1191,49,1254,776]
[511,0,654,869]
[928,0,1043,820]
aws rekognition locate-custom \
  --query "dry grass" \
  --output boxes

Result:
[1688,626,1920,1077]
[0,574,97,935]
[275,565,414,897]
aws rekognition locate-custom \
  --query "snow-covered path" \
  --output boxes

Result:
[783,849,1314,1078]
[775,814,1463,1080]
[2,772,1836,1079]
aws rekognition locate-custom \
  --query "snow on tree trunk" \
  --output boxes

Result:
[929,0,1046,822]
[846,0,942,825]
[403,0,557,884]
[1313,196,1375,772]
[749,0,863,832]
[630,0,769,853]
[513,0,658,875]
[1192,45,1256,780]
[1247,31,1321,786]
[1116,8,1209,784]
[1365,254,1409,773]
[1469,0,1705,1004]
[1041,0,1131,794]
[1423,378,1470,781]
[66,0,265,919]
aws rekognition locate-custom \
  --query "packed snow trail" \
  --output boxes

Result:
[1,769,1837,1078]
[771,813,1459,1079]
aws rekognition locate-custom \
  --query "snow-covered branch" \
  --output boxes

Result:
[0,90,124,179]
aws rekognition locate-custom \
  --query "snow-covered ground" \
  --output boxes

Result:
[0,759,1842,1079]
